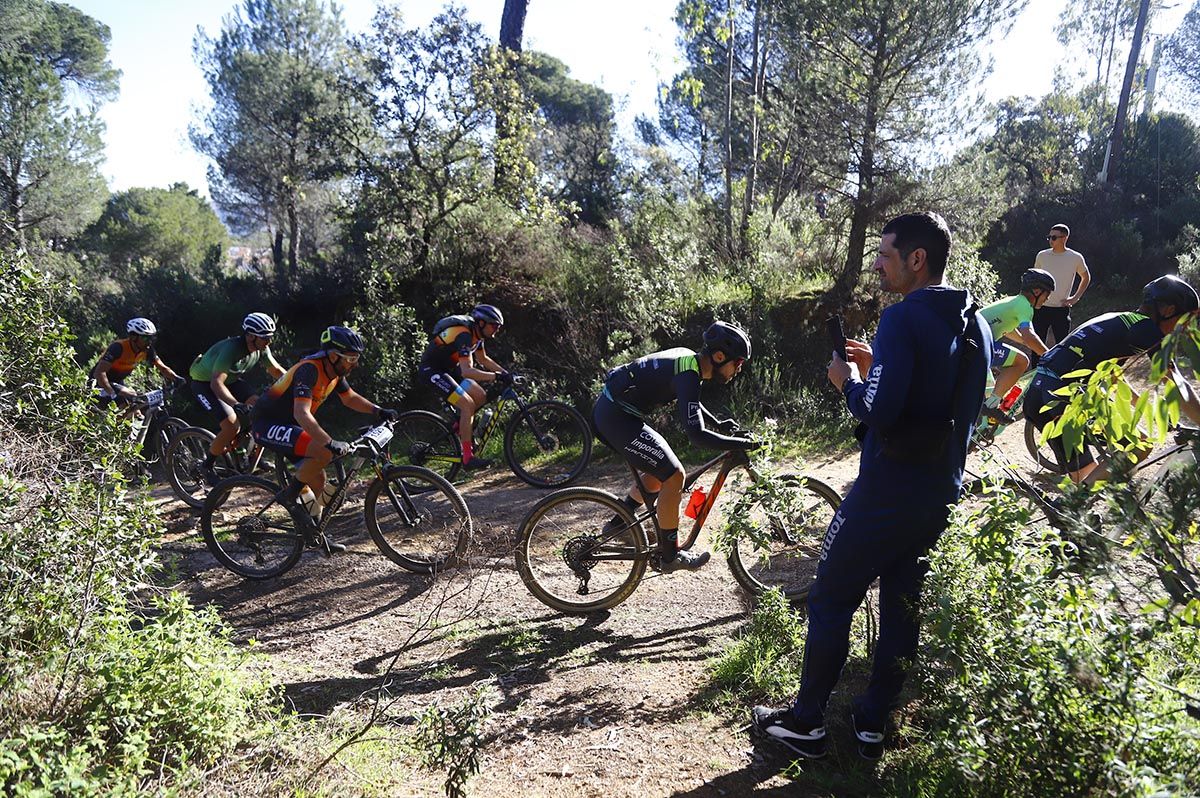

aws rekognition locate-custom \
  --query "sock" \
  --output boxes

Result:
[279,478,304,503]
[658,527,678,560]
[641,491,659,509]
[203,451,216,467]
[461,439,473,465]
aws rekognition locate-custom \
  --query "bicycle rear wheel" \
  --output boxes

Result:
[364,465,472,574]
[392,410,462,483]
[515,487,648,614]
[201,475,305,579]
[726,474,842,603]
[165,427,238,509]
[503,400,592,488]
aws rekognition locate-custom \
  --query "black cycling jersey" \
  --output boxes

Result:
[1040,311,1162,379]
[601,347,753,451]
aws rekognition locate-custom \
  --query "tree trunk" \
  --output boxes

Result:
[835,19,886,298]
[738,0,767,260]
[272,228,285,280]
[1106,0,1151,186]
[494,0,529,192]
[500,0,527,51]
[722,11,735,261]
[287,194,299,276]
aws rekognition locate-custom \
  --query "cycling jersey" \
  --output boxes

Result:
[1038,311,1161,379]
[980,294,1034,340]
[97,338,156,383]
[252,353,349,424]
[189,336,269,381]
[602,348,755,449]
[420,317,485,374]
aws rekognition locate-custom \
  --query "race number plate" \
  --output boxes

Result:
[144,389,164,408]
[363,424,393,448]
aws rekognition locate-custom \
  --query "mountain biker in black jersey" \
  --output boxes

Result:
[592,321,758,573]
[249,326,399,552]
[1023,275,1200,483]
[417,304,510,471]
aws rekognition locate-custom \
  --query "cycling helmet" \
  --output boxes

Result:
[702,320,752,361]
[242,312,276,337]
[471,304,505,326]
[1143,275,1199,319]
[126,317,157,336]
[320,325,365,353]
[1020,268,1056,295]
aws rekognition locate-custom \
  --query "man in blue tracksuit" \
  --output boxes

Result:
[752,212,992,760]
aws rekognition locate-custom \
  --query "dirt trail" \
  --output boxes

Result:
[152,424,1033,797]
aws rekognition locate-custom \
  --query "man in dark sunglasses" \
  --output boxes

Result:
[1032,223,1090,346]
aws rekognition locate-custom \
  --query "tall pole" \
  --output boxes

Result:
[1103,0,1151,186]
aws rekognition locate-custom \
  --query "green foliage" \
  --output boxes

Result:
[884,493,1200,796]
[1165,1,1200,103]
[413,686,493,798]
[79,183,226,272]
[947,249,1001,306]
[1,596,271,796]
[710,589,805,700]
[0,250,279,794]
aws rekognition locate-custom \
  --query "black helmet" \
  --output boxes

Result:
[320,325,365,353]
[1143,275,1199,319]
[471,304,504,326]
[1020,268,1056,295]
[702,320,752,361]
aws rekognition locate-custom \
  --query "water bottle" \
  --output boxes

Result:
[474,407,494,443]
[684,486,707,519]
[999,384,1023,413]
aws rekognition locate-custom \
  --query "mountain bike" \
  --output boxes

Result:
[164,406,287,508]
[114,382,188,479]
[200,421,472,580]
[393,376,592,488]
[968,366,1057,470]
[514,447,842,614]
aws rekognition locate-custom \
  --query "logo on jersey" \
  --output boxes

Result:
[265,424,299,445]
[863,364,883,409]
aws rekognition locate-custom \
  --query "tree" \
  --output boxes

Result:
[494,0,529,191]
[522,53,620,225]
[1164,1,1200,103]
[0,0,117,245]
[80,183,227,273]
[192,0,355,282]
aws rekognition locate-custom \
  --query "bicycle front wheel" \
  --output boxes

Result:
[364,465,472,574]
[165,427,238,509]
[201,475,305,579]
[392,410,462,482]
[503,400,592,488]
[726,474,842,603]
[515,487,647,614]
[1024,419,1064,473]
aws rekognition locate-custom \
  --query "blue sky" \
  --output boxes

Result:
[67,0,1192,196]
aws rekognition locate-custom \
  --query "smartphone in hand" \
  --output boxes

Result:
[826,314,847,361]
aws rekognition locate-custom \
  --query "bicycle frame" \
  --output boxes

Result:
[579,449,751,564]
[424,381,535,466]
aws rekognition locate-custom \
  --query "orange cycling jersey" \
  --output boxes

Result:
[253,354,349,423]
[97,338,156,382]
[420,321,484,373]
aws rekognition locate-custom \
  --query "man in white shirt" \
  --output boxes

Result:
[1032,223,1091,346]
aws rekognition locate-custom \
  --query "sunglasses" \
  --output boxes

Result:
[1047,234,1064,241]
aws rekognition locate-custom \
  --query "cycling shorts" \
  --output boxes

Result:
[190,379,255,421]
[419,365,472,406]
[990,339,1024,370]
[251,419,314,460]
[592,394,683,482]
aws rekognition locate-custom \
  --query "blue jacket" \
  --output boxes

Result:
[842,285,992,503]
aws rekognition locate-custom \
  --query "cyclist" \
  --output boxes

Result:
[977,268,1055,423]
[1023,275,1200,483]
[417,304,510,470]
[249,326,398,552]
[188,312,287,483]
[592,321,758,573]
[91,317,184,407]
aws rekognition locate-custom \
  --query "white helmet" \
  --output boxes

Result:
[126,317,157,336]
[242,312,276,337]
